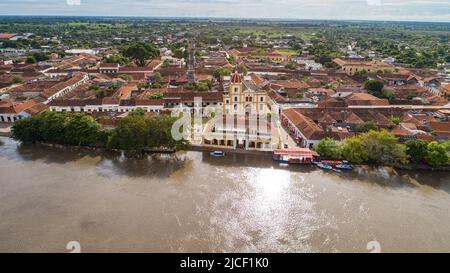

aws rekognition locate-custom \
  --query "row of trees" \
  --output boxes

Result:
[12,111,108,146]
[106,109,189,151]
[315,130,450,167]
[12,110,190,152]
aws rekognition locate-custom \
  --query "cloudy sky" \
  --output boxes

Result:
[0,0,449,22]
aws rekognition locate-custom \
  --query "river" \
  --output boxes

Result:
[0,136,449,253]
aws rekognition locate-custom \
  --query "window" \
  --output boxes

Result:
[260,97,264,102]
[234,87,239,93]
[234,104,237,111]
[234,96,238,102]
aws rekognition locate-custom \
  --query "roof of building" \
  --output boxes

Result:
[231,72,242,84]
[0,33,18,39]
[346,93,390,106]
[430,121,450,137]
[283,108,325,140]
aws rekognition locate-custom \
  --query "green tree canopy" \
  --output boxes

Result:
[12,111,108,146]
[356,121,378,133]
[405,140,428,163]
[364,80,384,94]
[425,141,449,167]
[213,67,231,80]
[314,138,341,159]
[121,43,159,67]
[340,137,368,164]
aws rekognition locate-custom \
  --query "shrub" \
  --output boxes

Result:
[425,141,449,167]
[405,140,428,163]
[315,138,341,159]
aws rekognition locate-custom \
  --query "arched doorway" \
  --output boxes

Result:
[245,104,252,115]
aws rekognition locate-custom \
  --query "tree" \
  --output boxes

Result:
[12,111,108,147]
[340,137,368,164]
[425,141,449,167]
[405,140,428,163]
[315,138,341,159]
[63,114,107,146]
[356,121,378,133]
[213,67,231,80]
[285,61,297,70]
[122,43,159,67]
[364,80,384,94]
[107,109,148,151]
[360,130,408,166]
[105,53,130,65]
[149,92,163,99]
[153,71,162,83]
[12,76,24,84]
[389,115,401,125]
[239,64,248,76]
[146,115,189,150]
[106,110,189,152]
[26,55,37,64]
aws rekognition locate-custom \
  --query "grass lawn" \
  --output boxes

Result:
[276,48,299,55]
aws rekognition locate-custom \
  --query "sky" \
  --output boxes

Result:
[0,0,449,22]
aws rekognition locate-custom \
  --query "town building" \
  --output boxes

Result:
[222,71,268,115]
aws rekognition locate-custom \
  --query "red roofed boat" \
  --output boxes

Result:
[273,148,319,165]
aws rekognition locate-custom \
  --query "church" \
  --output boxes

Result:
[222,70,268,116]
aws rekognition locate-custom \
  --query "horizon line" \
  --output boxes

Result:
[0,14,449,24]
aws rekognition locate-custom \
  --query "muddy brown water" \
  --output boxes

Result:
[0,137,449,253]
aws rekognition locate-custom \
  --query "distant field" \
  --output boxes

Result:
[276,48,299,55]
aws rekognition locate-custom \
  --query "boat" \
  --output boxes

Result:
[317,163,333,170]
[272,148,320,165]
[320,160,353,171]
[335,164,353,171]
[210,151,225,157]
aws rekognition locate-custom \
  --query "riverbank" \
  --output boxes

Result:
[1,136,448,171]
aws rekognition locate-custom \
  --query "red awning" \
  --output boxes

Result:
[274,148,319,157]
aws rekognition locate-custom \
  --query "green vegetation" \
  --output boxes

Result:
[364,80,395,99]
[405,140,428,163]
[89,84,100,91]
[12,110,190,153]
[364,80,384,93]
[315,130,408,166]
[315,138,341,159]
[284,61,298,70]
[153,71,162,83]
[12,76,24,84]
[389,115,401,125]
[355,121,378,133]
[213,67,231,80]
[186,81,211,92]
[425,141,450,168]
[95,84,117,98]
[121,43,159,67]
[294,92,304,99]
[12,111,108,146]
[149,92,163,99]
[315,132,450,167]
[104,53,130,65]
[107,109,189,152]
[25,52,49,64]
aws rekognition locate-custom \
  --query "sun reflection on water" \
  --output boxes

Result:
[252,168,292,201]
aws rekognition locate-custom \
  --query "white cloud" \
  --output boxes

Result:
[66,0,81,6]
[367,0,382,6]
